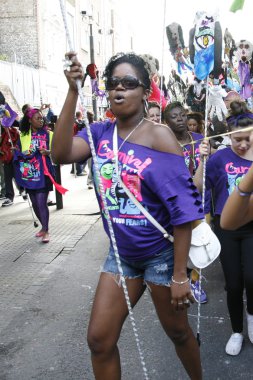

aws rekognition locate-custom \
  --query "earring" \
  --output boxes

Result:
[143,99,148,115]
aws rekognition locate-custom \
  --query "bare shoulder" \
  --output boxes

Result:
[149,122,183,156]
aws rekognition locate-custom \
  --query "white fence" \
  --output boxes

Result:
[0,60,105,116]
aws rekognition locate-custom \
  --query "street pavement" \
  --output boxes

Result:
[0,165,253,379]
[0,164,100,333]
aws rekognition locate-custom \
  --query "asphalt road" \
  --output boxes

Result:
[1,217,253,380]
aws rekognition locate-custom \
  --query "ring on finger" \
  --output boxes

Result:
[184,299,190,304]
[178,301,183,305]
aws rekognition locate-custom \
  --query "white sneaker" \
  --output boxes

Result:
[225,333,243,356]
[246,311,253,343]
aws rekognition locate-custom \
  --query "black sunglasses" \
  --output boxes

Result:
[105,75,145,90]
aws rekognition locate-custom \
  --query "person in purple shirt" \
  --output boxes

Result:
[164,101,209,304]
[52,52,203,379]
[194,100,253,357]
[164,102,203,177]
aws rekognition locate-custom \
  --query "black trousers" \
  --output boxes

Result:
[4,162,15,201]
[214,216,253,332]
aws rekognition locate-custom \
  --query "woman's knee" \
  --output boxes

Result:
[87,326,117,356]
[166,323,191,346]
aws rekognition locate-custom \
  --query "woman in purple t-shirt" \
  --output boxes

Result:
[195,101,253,356]
[164,102,209,304]
[52,52,203,379]
[221,163,253,228]
[164,102,203,177]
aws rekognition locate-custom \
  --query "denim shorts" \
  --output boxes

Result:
[102,245,174,286]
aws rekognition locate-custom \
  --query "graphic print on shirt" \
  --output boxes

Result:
[19,156,41,181]
[30,133,47,152]
[95,139,152,227]
[182,144,201,174]
[225,161,250,194]
[20,133,48,182]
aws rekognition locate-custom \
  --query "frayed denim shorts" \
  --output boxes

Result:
[102,245,174,286]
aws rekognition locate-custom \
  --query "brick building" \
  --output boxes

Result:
[0,0,133,116]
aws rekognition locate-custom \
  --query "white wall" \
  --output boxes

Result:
[0,60,98,116]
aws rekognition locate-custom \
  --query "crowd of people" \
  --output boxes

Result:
[1,47,253,379]
[0,98,93,243]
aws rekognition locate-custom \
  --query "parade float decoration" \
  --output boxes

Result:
[0,92,18,128]
[223,28,241,92]
[189,11,227,121]
[166,22,192,75]
[83,63,106,100]
[165,22,192,101]
[140,53,167,111]
[233,39,253,107]
[224,28,236,64]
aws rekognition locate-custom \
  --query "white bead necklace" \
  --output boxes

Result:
[117,117,145,152]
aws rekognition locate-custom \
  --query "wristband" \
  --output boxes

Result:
[171,276,189,285]
[235,185,253,197]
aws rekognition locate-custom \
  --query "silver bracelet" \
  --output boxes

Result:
[235,185,253,197]
[171,276,189,285]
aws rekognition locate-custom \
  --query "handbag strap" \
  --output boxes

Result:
[113,125,174,243]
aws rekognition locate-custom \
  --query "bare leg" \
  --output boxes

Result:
[87,273,146,380]
[148,282,202,380]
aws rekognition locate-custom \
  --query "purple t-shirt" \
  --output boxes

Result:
[77,121,204,260]
[206,147,252,215]
[182,132,203,175]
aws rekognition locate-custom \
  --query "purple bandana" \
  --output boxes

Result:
[27,108,38,119]
[227,112,253,126]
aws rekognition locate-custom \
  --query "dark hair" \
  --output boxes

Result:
[163,101,186,124]
[87,111,94,124]
[20,108,43,135]
[103,52,151,90]
[148,101,160,111]
[211,115,228,134]
[21,104,31,115]
[187,112,204,134]
[75,111,82,118]
[0,91,5,105]
[50,115,58,124]
[226,100,253,130]
[187,112,203,124]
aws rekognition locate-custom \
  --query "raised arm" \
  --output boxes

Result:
[52,52,91,164]
[221,164,253,230]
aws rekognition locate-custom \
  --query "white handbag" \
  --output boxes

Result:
[187,221,221,269]
[113,125,221,269]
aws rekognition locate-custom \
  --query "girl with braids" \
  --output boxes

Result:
[14,108,54,243]
[52,52,203,379]
[194,100,253,356]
